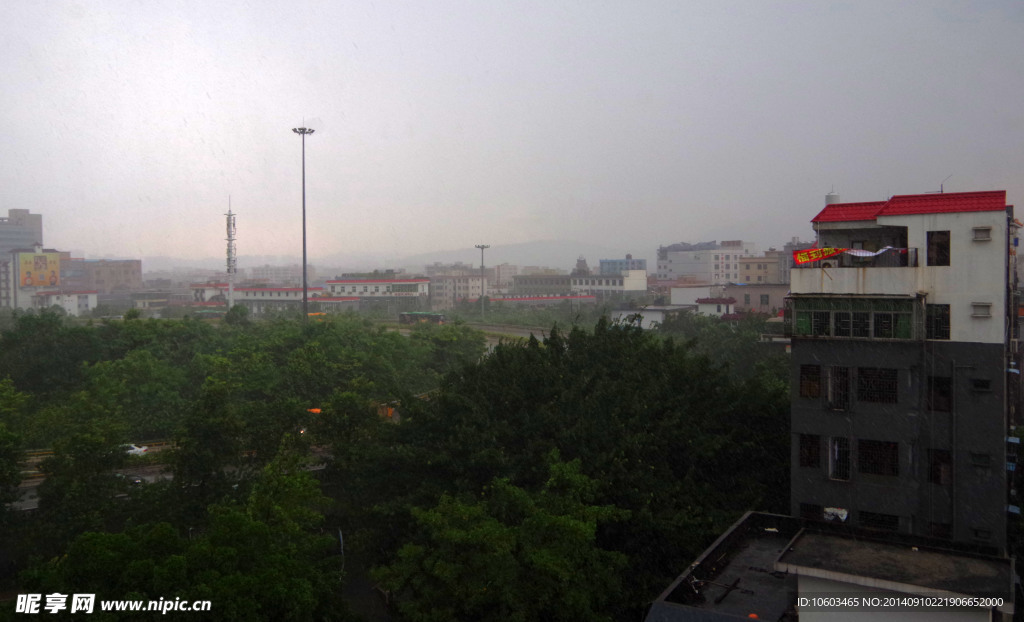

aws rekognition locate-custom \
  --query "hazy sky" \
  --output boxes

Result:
[2,1,1022,267]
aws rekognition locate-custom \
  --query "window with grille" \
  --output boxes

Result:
[858,440,899,476]
[827,367,850,410]
[829,437,851,480]
[857,368,898,403]
[926,376,952,412]
[791,298,916,339]
[926,304,950,339]
[927,231,950,266]
[928,449,952,484]
[799,434,821,467]
[800,503,824,521]
[860,510,899,531]
[799,365,821,398]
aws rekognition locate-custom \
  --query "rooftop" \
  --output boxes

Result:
[777,530,1014,601]
[646,512,1015,621]
[812,190,1008,223]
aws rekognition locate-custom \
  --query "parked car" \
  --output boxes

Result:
[123,444,148,456]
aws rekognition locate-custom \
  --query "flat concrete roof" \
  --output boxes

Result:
[776,530,1013,601]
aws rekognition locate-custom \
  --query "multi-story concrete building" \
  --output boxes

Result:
[738,253,781,284]
[430,274,484,310]
[326,278,430,312]
[246,264,316,286]
[599,254,647,276]
[570,269,648,300]
[723,282,789,314]
[656,240,759,283]
[787,190,1017,552]
[61,258,143,293]
[644,191,1020,622]
[511,274,572,297]
[32,290,99,317]
[0,209,42,256]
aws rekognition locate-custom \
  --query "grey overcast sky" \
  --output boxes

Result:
[2,0,1022,266]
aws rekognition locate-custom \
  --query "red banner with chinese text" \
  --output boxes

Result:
[793,247,846,265]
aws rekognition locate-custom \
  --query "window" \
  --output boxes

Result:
[926,304,950,339]
[800,434,821,467]
[972,226,992,241]
[971,302,992,318]
[858,440,899,476]
[860,511,899,531]
[927,230,950,266]
[799,365,821,398]
[926,376,952,412]
[760,294,770,306]
[971,378,992,392]
[857,368,898,403]
[800,503,824,521]
[928,449,952,484]
[827,367,850,410]
[972,527,992,541]
[791,298,915,339]
[829,437,851,480]
[969,452,991,468]
[744,293,751,305]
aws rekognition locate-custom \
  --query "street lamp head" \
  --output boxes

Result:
[292,127,315,135]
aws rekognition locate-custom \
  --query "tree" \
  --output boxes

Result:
[373,456,627,622]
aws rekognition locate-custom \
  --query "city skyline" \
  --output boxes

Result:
[2,1,1022,263]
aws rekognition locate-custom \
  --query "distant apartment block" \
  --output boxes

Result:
[0,209,42,257]
[723,283,788,314]
[599,254,647,276]
[326,278,429,311]
[430,274,484,310]
[570,269,647,300]
[656,240,759,283]
[62,258,143,294]
[247,264,316,286]
[512,274,572,297]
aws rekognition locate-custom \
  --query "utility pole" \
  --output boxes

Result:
[292,126,315,319]
[475,244,489,319]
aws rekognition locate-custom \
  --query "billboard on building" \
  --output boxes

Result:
[19,252,60,287]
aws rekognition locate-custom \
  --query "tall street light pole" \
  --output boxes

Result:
[475,244,489,319]
[292,126,315,319]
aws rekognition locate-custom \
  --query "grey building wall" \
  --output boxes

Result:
[790,337,1008,553]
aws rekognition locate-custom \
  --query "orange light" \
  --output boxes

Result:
[307,408,321,414]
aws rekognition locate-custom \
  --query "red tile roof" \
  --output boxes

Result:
[811,191,1007,223]
[881,190,1007,216]
[811,201,886,223]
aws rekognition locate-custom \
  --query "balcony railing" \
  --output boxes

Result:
[792,248,918,269]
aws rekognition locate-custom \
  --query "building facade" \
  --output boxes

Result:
[656,240,759,283]
[326,278,430,312]
[430,274,484,310]
[787,190,1017,553]
[61,258,143,294]
[599,254,647,276]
